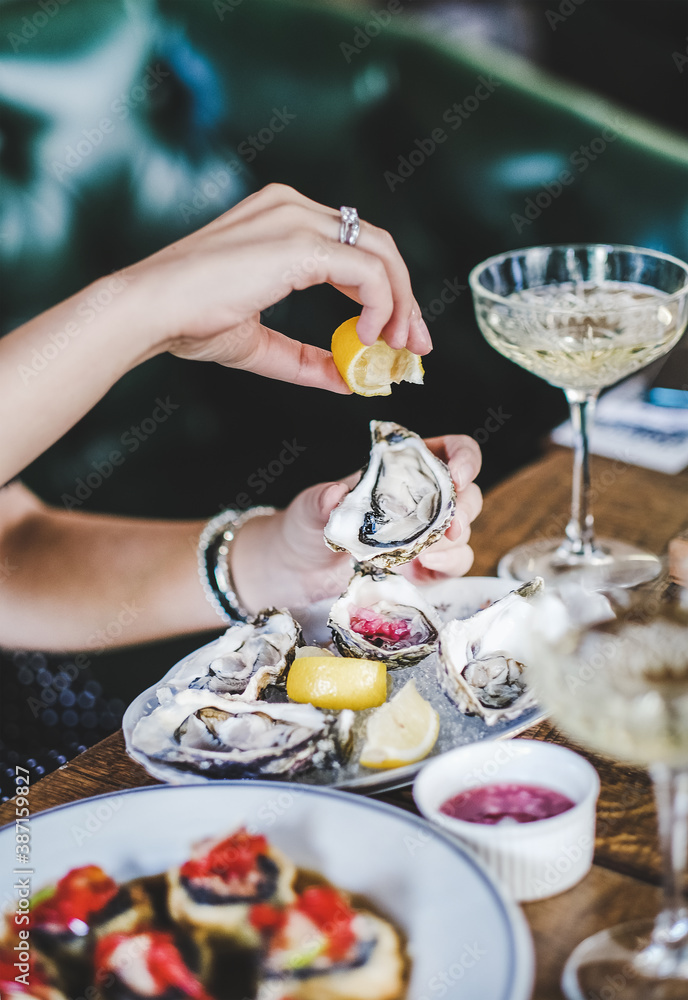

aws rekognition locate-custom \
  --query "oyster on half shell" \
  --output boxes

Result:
[438,578,544,725]
[132,689,354,779]
[166,609,301,702]
[324,421,456,568]
[328,568,442,667]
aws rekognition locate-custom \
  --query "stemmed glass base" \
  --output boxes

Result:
[562,918,688,999]
[497,537,663,590]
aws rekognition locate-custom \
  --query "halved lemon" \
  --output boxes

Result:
[359,679,439,769]
[286,655,387,711]
[331,316,424,397]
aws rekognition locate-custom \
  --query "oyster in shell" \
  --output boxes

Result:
[328,568,442,667]
[167,609,301,701]
[438,578,544,725]
[132,689,354,779]
[324,421,456,568]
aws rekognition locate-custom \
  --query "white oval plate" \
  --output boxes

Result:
[0,783,534,1000]
[123,577,545,793]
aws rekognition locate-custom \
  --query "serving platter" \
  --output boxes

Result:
[123,576,544,793]
[0,782,534,1000]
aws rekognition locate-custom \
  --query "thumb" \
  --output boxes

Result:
[295,480,349,530]
[315,481,350,524]
[281,480,351,572]
[226,324,352,394]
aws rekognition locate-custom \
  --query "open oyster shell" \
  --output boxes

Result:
[328,568,442,667]
[164,609,301,702]
[438,578,544,725]
[324,421,456,568]
[132,689,354,779]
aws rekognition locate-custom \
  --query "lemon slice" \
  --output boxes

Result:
[286,656,387,711]
[360,680,439,769]
[331,316,424,397]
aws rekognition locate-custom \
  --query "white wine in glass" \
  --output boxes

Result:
[469,245,688,589]
[529,581,688,999]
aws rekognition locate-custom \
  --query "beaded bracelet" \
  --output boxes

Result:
[197,507,277,624]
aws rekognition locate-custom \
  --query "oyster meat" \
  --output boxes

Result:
[328,568,442,667]
[324,421,456,568]
[167,609,301,701]
[132,689,354,779]
[438,578,544,725]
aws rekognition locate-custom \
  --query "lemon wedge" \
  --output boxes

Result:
[286,655,387,711]
[331,316,424,397]
[359,680,439,769]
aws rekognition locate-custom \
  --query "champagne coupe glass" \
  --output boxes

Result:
[528,578,688,999]
[469,245,688,589]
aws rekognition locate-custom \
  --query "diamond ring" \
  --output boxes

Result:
[339,206,360,246]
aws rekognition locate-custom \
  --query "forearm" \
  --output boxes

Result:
[0,271,156,486]
[0,490,221,651]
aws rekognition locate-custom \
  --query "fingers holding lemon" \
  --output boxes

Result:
[331,316,425,397]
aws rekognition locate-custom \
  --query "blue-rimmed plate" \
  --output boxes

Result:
[0,782,534,1000]
[123,577,545,793]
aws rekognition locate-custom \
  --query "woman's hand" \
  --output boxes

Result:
[231,434,482,612]
[131,183,432,393]
[0,183,430,485]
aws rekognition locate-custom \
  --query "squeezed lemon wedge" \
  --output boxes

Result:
[287,655,387,711]
[360,680,439,769]
[331,316,424,397]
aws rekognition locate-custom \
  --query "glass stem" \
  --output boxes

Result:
[563,390,598,557]
[644,765,688,970]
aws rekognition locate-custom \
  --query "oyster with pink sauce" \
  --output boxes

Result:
[328,568,442,667]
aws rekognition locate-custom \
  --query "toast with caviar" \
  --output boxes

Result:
[0,827,408,1000]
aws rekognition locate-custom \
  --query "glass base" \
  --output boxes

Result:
[563,919,688,999]
[497,538,662,590]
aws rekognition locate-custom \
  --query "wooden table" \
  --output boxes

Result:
[2,447,687,998]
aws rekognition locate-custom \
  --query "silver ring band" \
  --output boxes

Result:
[339,206,360,246]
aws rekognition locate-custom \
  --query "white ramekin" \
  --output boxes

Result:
[413,739,600,902]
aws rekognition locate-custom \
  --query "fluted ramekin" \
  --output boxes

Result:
[413,739,599,902]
